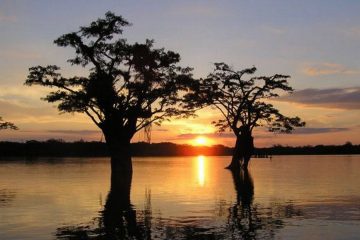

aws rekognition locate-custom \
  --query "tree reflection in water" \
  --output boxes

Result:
[56,157,149,239]
[56,162,302,239]
[0,189,16,208]
[227,169,275,239]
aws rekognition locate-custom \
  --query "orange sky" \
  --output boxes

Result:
[0,104,359,147]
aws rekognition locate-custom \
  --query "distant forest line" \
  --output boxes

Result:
[0,140,359,158]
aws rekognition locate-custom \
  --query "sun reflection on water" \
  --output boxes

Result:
[197,155,205,186]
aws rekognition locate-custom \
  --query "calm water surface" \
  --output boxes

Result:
[0,155,359,239]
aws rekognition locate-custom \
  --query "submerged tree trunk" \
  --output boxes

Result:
[227,131,254,170]
[108,139,132,174]
[242,135,254,170]
[102,121,134,175]
[226,137,242,170]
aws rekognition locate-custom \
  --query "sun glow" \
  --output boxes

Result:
[193,136,209,146]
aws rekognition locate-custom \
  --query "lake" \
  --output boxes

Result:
[0,155,359,239]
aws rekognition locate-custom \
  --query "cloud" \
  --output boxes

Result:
[0,49,42,60]
[277,87,360,109]
[303,63,359,76]
[0,86,51,107]
[46,130,100,135]
[0,99,57,118]
[168,4,223,18]
[176,133,234,139]
[175,127,350,140]
[261,25,286,35]
[152,128,169,132]
[0,12,17,22]
[292,127,349,134]
[253,127,349,137]
[343,26,360,38]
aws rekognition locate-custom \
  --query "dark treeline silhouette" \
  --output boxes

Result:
[256,142,360,155]
[0,140,358,158]
[0,140,232,158]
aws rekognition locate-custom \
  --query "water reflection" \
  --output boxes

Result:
[56,156,147,239]
[56,178,152,239]
[55,157,304,239]
[0,189,16,207]
[197,155,205,186]
[226,169,278,239]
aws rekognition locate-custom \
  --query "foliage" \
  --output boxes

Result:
[0,117,17,130]
[188,62,305,136]
[25,12,195,142]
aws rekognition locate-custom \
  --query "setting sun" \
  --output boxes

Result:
[193,136,209,146]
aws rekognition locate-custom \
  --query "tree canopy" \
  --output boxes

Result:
[189,62,305,136]
[0,117,17,130]
[187,62,305,169]
[25,12,195,144]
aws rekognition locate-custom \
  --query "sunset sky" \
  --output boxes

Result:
[0,0,359,147]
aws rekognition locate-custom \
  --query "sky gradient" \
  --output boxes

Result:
[0,0,359,146]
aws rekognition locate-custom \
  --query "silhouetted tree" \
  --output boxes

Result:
[0,117,17,130]
[189,63,305,169]
[25,12,195,173]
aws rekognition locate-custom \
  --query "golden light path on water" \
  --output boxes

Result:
[197,155,205,186]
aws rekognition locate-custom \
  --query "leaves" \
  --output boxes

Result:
[190,63,305,135]
[25,12,196,139]
[0,117,18,130]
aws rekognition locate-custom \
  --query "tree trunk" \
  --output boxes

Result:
[242,156,250,169]
[103,129,133,175]
[226,137,242,170]
[242,135,254,170]
[227,131,254,170]
[109,142,132,174]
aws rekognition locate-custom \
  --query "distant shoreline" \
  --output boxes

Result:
[0,140,359,158]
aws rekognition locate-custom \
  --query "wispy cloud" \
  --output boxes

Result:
[261,25,286,35]
[168,4,223,18]
[176,133,234,139]
[303,63,359,76]
[46,130,100,135]
[292,127,349,134]
[277,87,360,109]
[153,128,169,132]
[0,86,50,107]
[0,99,56,118]
[343,26,360,38]
[0,49,42,60]
[0,12,17,22]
